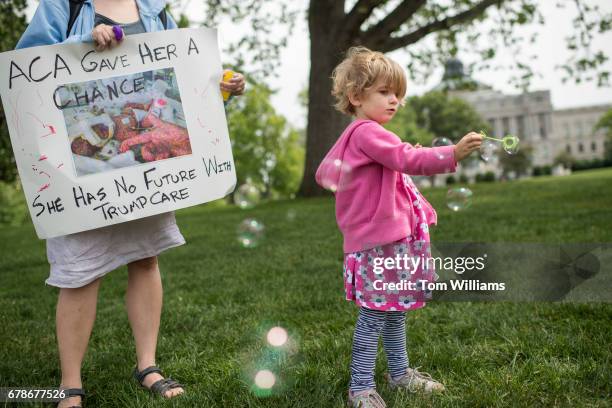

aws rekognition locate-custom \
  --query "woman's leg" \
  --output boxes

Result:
[381,311,409,380]
[126,256,183,398]
[349,307,386,393]
[56,278,102,408]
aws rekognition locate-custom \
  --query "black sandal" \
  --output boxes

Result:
[56,388,85,408]
[133,365,184,398]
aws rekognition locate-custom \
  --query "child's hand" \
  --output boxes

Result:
[220,70,246,96]
[453,132,482,162]
[414,143,422,148]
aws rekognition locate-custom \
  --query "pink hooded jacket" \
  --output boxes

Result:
[316,119,457,253]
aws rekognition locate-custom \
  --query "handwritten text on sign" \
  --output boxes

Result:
[0,28,236,239]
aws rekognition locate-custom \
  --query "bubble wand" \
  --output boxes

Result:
[479,130,520,153]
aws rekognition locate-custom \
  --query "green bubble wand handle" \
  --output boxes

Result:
[482,135,505,143]
[479,130,503,143]
[479,131,519,150]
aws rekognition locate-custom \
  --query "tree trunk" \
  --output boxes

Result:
[296,1,511,197]
[298,1,351,197]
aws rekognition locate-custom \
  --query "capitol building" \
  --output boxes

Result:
[439,59,611,168]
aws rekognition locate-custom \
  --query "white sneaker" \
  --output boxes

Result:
[385,367,445,393]
[347,388,387,408]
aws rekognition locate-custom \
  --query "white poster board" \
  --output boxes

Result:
[0,28,236,239]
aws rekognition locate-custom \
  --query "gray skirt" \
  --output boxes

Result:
[46,212,185,288]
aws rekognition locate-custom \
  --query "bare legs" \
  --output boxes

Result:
[55,256,182,407]
[56,278,101,408]
[126,256,183,397]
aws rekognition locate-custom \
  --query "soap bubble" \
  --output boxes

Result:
[286,209,297,221]
[432,137,453,159]
[502,135,520,155]
[254,370,276,389]
[243,324,301,398]
[234,183,261,209]
[267,327,289,347]
[572,253,600,279]
[237,218,265,248]
[480,140,497,162]
[432,137,453,147]
[319,158,352,192]
[446,187,473,211]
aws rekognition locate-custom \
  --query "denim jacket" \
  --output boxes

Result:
[16,0,177,49]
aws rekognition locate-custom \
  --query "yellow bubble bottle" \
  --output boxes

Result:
[221,70,234,102]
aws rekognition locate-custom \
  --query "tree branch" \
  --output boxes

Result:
[364,0,427,47]
[376,0,504,52]
[344,0,388,35]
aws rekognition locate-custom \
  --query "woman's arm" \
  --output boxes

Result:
[16,0,92,49]
[16,0,66,48]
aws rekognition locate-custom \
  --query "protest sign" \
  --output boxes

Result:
[0,28,235,239]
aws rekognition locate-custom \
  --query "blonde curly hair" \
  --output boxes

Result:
[331,46,407,115]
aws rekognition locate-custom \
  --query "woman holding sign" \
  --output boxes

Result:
[17,1,245,406]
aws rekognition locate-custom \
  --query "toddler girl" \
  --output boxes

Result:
[315,47,482,407]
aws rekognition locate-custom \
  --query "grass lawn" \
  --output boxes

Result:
[1,168,611,407]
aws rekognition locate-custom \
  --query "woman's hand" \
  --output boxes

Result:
[453,132,483,162]
[92,24,123,52]
[220,70,246,96]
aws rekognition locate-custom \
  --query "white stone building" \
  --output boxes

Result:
[552,105,611,161]
[452,89,555,167]
[438,59,611,169]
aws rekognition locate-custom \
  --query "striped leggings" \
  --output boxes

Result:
[349,307,408,392]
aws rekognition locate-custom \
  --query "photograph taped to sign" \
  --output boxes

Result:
[0,28,236,239]
[57,68,192,177]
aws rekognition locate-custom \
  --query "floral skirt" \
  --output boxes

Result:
[343,236,437,311]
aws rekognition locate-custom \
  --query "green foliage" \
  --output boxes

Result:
[226,81,304,198]
[199,0,298,81]
[596,109,612,133]
[267,128,304,197]
[553,151,576,168]
[196,1,609,89]
[0,0,26,52]
[475,171,496,182]
[532,165,552,177]
[386,91,490,145]
[400,1,610,89]
[165,2,189,28]
[559,1,612,86]
[571,158,612,172]
[0,0,27,182]
[0,180,28,226]
[177,13,190,28]
[385,102,433,145]
[412,91,490,142]
[595,109,612,160]
[392,1,541,88]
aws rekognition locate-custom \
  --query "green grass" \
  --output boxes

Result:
[1,168,611,407]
